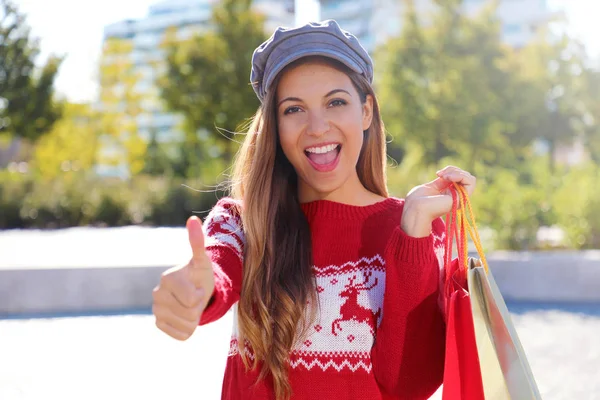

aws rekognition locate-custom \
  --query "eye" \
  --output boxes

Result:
[329,99,347,107]
[283,106,302,115]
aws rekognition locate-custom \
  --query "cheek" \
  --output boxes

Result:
[340,115,365,154]
[348,133,365,161]
[277,120,299,162]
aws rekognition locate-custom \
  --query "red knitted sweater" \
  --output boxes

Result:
[200,197,447,400]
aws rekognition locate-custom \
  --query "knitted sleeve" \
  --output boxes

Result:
[371,214,447,399]
[198,197,245,325]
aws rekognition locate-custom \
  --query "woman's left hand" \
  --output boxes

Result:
[401,165,476,238]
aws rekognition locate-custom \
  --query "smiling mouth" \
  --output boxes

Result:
[304,143,341,172]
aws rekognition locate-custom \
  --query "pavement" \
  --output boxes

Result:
[1,304,599,400]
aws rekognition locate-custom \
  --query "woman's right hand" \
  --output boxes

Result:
[152,216,215,340]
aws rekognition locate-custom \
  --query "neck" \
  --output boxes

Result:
[298,172,384,206]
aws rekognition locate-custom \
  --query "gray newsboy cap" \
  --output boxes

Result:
[250,19,374,103]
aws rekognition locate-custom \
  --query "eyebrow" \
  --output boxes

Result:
[277,89,351,108]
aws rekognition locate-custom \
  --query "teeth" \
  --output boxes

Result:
[305,144,338,154]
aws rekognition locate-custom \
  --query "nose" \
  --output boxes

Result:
[307,111,330,137]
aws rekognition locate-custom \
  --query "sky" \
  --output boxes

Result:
[12,0,600,104]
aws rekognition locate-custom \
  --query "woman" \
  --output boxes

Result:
[152,20,476,400]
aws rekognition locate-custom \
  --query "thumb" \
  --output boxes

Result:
[185,216,214,295]
[186,216,208,266]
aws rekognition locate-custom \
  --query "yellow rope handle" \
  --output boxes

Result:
[456,209,469,268]
[453,183,489,273]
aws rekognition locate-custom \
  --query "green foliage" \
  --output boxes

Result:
[159,0,267,177]
[386,143,439,197]
[375,0,595,174]
[10,172,129,228]
[580,68,600,165]
[3,156,600,251]
[552,163,600,249]
[30,103,100,179]
[469,157,557,250]
[0,170,30,228]
[372,0,600,249]
[377,0,536,169]
[516,31,589,172]
[98,38,147,176]
[0,171,225,229]
[0,0,62,142]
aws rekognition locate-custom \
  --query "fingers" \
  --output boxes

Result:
[152,279,206,309]
[436,165,476,196]
[186,216,207,265]
[155,320,194,341]
[153,304,199,337]
[160,272,205,308]
[437,165,467,176]
[153,284,205,341]
[427,177,453,193]
[403,166,477,236]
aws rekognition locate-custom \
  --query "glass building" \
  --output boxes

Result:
[100,0,294,147]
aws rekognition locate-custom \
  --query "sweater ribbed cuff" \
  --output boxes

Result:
[388,226,435,265]
[199,247,241,325]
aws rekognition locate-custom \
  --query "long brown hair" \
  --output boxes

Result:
[230,57,388,399]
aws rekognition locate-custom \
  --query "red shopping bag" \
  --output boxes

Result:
[441,186,485,400]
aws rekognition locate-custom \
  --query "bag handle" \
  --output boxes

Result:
[445,183,489,275]
[444,186,470,296]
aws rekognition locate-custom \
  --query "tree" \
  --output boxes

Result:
[159,0,267,178]
[0,0,62,142]
[377,0,538,171]
[579,64,600,165]
[516,31,588,172]
[97,38,147,176]
[142,128,174,176]
[30,103,100,180]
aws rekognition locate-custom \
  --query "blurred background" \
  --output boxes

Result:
[1,0,599,399]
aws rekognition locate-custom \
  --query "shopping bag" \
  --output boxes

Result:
[442,184,542,400]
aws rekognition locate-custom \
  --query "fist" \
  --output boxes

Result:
[401,165,476,237]
[152,216,215,340]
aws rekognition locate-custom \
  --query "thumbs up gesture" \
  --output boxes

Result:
[152,216,215,340]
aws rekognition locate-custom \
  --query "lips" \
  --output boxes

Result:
[304,143,341,172]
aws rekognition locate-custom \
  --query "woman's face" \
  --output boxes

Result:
[276,60,373,203]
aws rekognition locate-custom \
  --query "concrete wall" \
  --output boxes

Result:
[0,266,166,316]
[482,251,600,303]
[1,251,599,317]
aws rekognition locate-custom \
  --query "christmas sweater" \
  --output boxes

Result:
[200,197,447,400]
